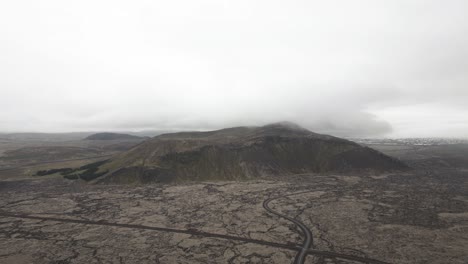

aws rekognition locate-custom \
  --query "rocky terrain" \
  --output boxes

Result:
[0,126,467,264]
[0,167,467,264]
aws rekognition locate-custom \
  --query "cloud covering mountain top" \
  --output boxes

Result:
[1,1,467,137]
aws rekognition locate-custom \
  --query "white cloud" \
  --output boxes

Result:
[0,0,467,137]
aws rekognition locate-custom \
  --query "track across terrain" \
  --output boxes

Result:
[263,191,314,264]
[0,211,390,264]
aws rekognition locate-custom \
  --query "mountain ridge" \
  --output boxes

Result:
[85,132,145,141]
[89,122,408,184]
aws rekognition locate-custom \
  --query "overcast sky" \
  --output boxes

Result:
[1,1,467,137]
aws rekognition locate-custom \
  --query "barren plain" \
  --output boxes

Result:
[0,137,467,264]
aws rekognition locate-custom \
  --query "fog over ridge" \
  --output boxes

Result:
[1,0,467,137]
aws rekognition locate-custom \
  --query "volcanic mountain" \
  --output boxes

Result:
[92,122,408,184]
[85,132,144,141]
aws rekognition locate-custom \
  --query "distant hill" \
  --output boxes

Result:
[86,122,408,184]
[0,132,95,142]
[85,132,144,141]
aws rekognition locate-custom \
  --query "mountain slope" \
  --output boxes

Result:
[92,122,408,184]
[85,132,144,141]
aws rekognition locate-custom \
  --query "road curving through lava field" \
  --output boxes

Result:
[263,190,315,264]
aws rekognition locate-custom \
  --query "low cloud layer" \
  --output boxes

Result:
[1,1,467,137]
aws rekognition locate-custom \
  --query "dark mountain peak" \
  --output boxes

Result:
[156,122,324,142]
[256,122,317,138]
[85,132,143,141]
[90,122,408,184]
[262,121,306,131]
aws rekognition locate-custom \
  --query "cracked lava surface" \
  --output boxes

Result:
[1,170,467,264]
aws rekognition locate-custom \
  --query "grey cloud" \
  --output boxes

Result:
[0,0,467,137]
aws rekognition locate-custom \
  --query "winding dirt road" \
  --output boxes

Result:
[263,191,314,264]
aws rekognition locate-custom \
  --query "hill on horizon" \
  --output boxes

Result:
[77,122,409,184]
[84,132,145,141]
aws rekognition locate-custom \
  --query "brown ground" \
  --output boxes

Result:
[0,141,467,263]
